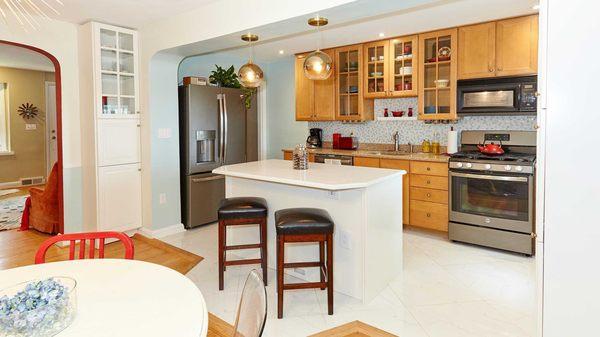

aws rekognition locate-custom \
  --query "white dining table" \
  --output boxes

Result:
[0,259,208,337]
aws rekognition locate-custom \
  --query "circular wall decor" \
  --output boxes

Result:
[18,103,39,119]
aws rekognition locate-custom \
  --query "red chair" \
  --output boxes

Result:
[35,231,134,264]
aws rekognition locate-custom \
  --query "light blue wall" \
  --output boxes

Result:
[265,57,307,158]
[63,167,82,233]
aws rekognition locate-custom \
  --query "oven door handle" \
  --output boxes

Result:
[450,171,529,182]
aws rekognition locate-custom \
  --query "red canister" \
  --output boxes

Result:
[332,133,341,149]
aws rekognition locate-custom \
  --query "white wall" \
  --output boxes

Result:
[138,0,357,231]
[542,0,600,336]
[0,20,82,232]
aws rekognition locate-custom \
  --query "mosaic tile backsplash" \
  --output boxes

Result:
[308,98,536,145]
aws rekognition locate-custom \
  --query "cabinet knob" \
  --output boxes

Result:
[137,124,141,127]
[427,193,432,198]
[138,168,141,172]
[426,167,431,171]
[427,180,431,184]
[489,67,495,72]
[426,213,431,218]
[497,66,503,71]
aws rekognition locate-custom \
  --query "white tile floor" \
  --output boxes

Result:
[162,225,536,337]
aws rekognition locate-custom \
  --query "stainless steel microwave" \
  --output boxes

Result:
[457,76,537,116]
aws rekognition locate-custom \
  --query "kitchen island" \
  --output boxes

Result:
[213,159,405,302]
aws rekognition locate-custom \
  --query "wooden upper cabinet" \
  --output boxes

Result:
[418,28,458,120]
[458,22,496,79]
[335,44,373,121]
[363,41,389,98]
[295,50,335,121]
[496,15,538,77]
[389,35,418,97]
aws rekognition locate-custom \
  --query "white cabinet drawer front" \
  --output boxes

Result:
[98,164,142,231]
[97,119,140,166]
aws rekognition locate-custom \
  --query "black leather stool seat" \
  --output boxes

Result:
[275,208,334,235]
[218,197,268,220]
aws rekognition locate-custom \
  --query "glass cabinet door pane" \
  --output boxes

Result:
[424,91,436,114]
[349,95,358,116]
[100,29,117,48]
[339,51,348,72]
[424,38,437,63]
[120,97,136,115]
[438,89,450,113]
[102,96,119,115]
[119,52,134,74]
[119,32,134,51]
[101,50,117,72]
[348,51,358,71]
[339,96,348,116]
[120,75,135,96]
[424,64,436,88]
[102,73,118,95]
[339,74,348,93]
[348,74,358,93]
[438,35,451,61]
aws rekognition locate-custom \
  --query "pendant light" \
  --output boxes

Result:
[238,34,264,88]
[303,16,332,80]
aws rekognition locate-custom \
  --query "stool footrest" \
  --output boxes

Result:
[284,262,322,269]
[224,258,263,266]
[225,243,262,250]
[283,282,327,290]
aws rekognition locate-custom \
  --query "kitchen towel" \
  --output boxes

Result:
[447,129,458,154]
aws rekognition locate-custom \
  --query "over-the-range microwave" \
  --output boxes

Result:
[457,76,537,116]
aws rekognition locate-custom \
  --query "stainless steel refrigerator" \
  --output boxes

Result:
[179,84,258,229]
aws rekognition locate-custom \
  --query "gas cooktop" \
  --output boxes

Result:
[450,150,536,163]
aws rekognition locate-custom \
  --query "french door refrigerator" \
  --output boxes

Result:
[179,84,258,229]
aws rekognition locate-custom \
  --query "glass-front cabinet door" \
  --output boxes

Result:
[418,28,458,120]
[363,41,389,98]
[389,35,418,97]
[336,45,363,120]
[98,26,139,118]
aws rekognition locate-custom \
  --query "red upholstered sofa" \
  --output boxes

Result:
[23,163,59,234]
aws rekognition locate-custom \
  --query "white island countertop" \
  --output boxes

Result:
[213,159,405,191]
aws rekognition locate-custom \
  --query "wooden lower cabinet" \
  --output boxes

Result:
[282,151,314,162]
[353,156,380,168]
[379,159,410,225]
[410,186,448,204]
[409,200,449,232]
[410,174,448,190]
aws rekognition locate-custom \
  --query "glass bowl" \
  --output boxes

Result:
[0,277,77,337]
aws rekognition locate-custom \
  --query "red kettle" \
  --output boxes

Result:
[477,141,504,155]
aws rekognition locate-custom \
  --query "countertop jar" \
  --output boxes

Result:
[293,144,309,170]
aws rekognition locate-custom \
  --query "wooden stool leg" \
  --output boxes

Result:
[277,234,284,319]
[319,241,326,290]
[260,217,268,286]
[326,233,334,315]
[218,220,225,291]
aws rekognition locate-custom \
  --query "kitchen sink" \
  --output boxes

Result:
[363,150,411,156]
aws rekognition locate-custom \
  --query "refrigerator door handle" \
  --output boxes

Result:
[217,94,225,165]
[222,93,228,164]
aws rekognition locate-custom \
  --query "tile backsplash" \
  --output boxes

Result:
[308,98,536,145]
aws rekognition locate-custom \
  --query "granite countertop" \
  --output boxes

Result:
[213,159,405,191]
[282,147,450,163]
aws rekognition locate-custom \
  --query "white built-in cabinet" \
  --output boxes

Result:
[79,22,142,233]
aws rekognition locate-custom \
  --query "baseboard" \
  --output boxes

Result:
[137,223,185,239]
[0,181,20,189]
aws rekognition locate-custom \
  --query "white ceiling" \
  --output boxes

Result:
[57,0,220,28]
[177,0,538,63]
[0,44,55,72]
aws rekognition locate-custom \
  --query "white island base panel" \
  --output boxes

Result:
[224,175,403,303]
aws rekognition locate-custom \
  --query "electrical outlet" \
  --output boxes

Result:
[328,191,339,200]
[159,193,167,204]
[340,230,352,250]
[25,124,37,130]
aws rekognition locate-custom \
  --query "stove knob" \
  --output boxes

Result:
[504,165,512,171]
[455,162,463,168]
[484,164,492,170]
[515,166,523,172]
[465,163,473,169]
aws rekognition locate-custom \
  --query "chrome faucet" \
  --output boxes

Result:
[393,131,400,151]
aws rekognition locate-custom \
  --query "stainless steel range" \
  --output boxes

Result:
[448,130,536,255]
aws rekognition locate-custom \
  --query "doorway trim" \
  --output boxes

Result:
[0,39,64,234]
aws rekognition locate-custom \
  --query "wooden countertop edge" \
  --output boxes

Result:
[282,148,450,163]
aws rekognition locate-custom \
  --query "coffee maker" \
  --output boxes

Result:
[306,128,323,148]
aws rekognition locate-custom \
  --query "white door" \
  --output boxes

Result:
[98,163,142,232]
[45,82,57,175]
[97,119,141,166]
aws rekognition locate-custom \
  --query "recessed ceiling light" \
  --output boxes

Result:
[379,32,385,38]
[279,50,284,55]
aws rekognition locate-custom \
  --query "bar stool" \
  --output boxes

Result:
[275,208,334,319]
[218,197,268,291]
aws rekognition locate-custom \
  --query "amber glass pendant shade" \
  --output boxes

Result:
[303,50,333,80]
[238,61,264,88]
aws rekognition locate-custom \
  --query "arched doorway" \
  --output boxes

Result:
[0,40,63,234]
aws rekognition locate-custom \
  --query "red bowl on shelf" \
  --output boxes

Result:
[392,111,404,117]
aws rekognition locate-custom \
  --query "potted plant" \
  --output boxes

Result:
[208,65,256,109]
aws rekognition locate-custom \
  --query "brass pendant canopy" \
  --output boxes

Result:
[303,16,332,80]
[238,34,264,88]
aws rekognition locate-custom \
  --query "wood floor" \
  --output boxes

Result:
[309,321,397,337]
[0,187,33,201]
[0,229,202,274]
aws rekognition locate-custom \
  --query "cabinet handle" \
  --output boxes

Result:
[136,111,140,114]
[137,124,141,127]
[426,167,431,171]
[427,193,432,198]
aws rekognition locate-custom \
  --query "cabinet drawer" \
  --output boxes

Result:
[410,200,448,232]
[380,159,410,171]
[410,161,448,176]
[410,187,448,204]
[410,174,448,190]
[283,151,292,160]
[354,156,380,168]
